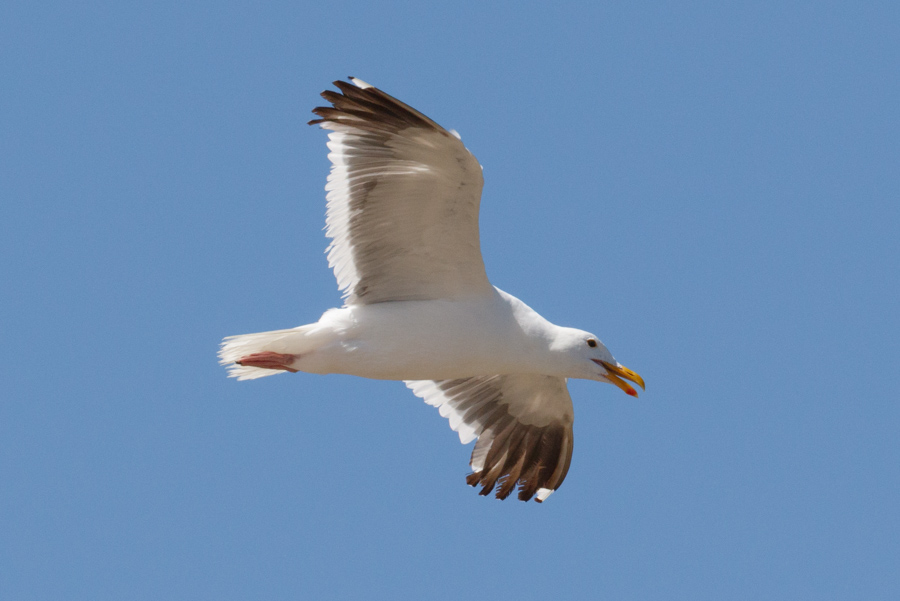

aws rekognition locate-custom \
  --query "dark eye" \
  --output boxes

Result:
[587,339,598,348]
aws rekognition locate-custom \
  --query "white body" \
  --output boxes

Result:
[254,288,608,381]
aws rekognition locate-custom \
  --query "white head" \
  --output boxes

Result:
[554,327,645,397]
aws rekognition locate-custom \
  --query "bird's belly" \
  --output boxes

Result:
[298,298,532,380]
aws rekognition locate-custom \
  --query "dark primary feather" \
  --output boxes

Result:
[309,78,446,134]
[426,376,574,502]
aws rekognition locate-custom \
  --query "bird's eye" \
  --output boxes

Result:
[587,339,598,348]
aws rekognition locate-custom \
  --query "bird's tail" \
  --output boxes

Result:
[218,326,314,381]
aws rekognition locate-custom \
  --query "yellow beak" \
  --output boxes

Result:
[595,360,646,397]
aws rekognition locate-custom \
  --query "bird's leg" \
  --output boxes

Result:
[235,352,299,373]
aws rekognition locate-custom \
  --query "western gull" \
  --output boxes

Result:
[219,77,645,502]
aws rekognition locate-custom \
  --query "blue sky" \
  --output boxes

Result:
[2,1,899,599]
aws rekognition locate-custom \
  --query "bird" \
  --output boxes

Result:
[219,77,644,503]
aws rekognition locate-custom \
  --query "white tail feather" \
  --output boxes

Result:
[218,327,309,381]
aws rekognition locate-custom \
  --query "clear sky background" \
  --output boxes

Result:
[2,1,898,599]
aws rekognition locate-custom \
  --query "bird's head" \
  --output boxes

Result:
[558,328,645,397]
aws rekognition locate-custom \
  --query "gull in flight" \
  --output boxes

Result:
[219,77,645,502]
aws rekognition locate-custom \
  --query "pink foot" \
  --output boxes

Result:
[235,352,298,373]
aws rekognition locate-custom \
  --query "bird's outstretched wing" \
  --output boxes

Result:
[309,78,493,305]
[406,374,575,502]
